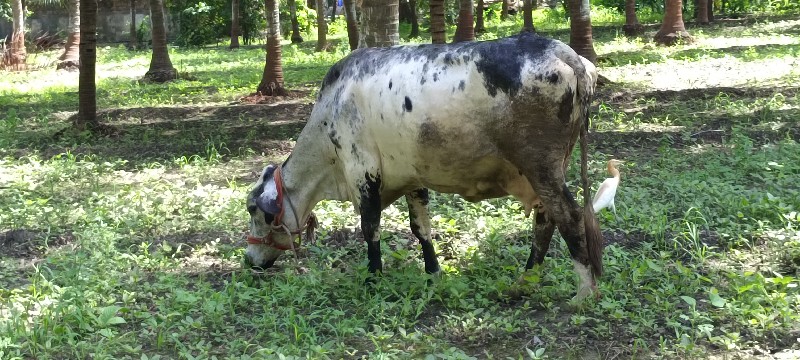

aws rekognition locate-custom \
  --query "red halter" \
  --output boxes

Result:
[246,166,316,251]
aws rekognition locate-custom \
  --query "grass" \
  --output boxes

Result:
[2,11,800,359]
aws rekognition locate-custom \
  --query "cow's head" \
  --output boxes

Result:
[244,164,293,269]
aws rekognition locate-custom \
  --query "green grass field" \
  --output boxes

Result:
[1,12,800,359]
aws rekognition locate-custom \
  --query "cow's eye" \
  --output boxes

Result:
[247,205,257,215]
[264,212,275,224]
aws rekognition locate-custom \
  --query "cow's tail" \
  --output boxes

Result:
[575,57,603,280]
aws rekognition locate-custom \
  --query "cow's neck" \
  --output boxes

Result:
[278,128,345,230]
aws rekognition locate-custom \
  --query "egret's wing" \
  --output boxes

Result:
[592,178,619,213]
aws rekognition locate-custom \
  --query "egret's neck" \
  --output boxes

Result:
[607,163,620,179]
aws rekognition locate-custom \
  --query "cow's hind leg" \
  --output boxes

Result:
[405,188,440,274]
[526,166,598,301]
[524,205,556,270]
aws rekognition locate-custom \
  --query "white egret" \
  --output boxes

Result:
[592,159,623,219]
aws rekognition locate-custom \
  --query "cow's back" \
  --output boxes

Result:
[311,33,596,202]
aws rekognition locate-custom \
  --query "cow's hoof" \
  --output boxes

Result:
[425,270,442,286]
[569,286,600,308]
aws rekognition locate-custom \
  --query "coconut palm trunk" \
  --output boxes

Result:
[256,0,288,96]
[343,0,358,49]
[430,0,446,44]
[696,0,709,24]
[654,0,692,45]
[475,0,485,34]
[501,0,508,20]
[522,0,535,32]
[144,0,177,82]
[408,0,420,38]
[130,0,138,49]
[77,0,99,131]
[316,0,328,51]
[453,0,475,42]
[289,0,304,43]
[360,0,399,47]
[567,0,596,63]
[231,0,241,48]
[58,0,81,69]
[8,0,26,70]
[622,0,643,36]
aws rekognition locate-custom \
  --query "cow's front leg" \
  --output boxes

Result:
[405,188,440,274]
[360,172,383,274]
[524,206,556,270]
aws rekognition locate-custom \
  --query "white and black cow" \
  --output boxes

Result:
[246,32,603,300]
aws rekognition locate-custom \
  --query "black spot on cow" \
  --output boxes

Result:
[443,53,455,66]
[422,63,429,73]
[558,88,574,124]
[433,73,439,82]
[547,72,560,84]
[351,143,359,157]
[403,96,413,112]
[328,129,342,149]
[323,121,328,126]
[420,76,427,85]
[413,188,429,206]
[419,122,445,146]
[458,80,466,91]
[321,65,342,91]
[389,80,393,90]
[475,32,551,97]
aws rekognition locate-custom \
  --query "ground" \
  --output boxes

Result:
[1,13,800,360]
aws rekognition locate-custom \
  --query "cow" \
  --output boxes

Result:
[245,32,603,301]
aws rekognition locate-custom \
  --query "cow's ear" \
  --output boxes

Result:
[262,164,277,181]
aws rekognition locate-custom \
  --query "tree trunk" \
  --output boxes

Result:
[77,0,99,131]
[430,0,446,44]
[707,0,714,21]
[409,0,420,38]
[57,0,81,70]
[343,0,359,49]
[453,0,475,42]
[144,0,177,82]
[231,0,241,48]
[522,0,535,32]
[654,0,693,45]
[622,0,643,36]
[360,0,399,47]
[475,0,485,34]
[696,0,709,24]
[501,0,508,20]
[289,0,304,43]
[316,0,328,51]
[130,0,138,49]
[567,0,596,63]
[331,0,337,22]
[8,0,26,70]
[257,0,288,96]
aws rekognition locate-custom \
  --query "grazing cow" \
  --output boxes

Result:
[245,32,603,300]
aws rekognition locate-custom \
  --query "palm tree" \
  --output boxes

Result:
[475,0,485,34]
[144,0,177,82]
[654,0,692,45]
[231,0,241,48]
[360,0,399,47]
[288,0,304,43]
[76,0,99,131]
[129,0,138,49]
[343,0,358,49]
[453,0,475,42]
[623,0,643,36]
[58,0,81,69]
[501,0,508,20]
[316,0,328,51]
[8,0,27,70]
[408,0,420,38]
[567,0,596,63]
[256,0,288,95]
[696,0,709,24]
[522,0,535,32]
[430,0,446,44]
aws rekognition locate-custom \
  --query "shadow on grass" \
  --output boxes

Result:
[600,42,800,67]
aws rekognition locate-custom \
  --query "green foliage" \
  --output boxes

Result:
[168,0,265,47]
[280,0,317,38]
